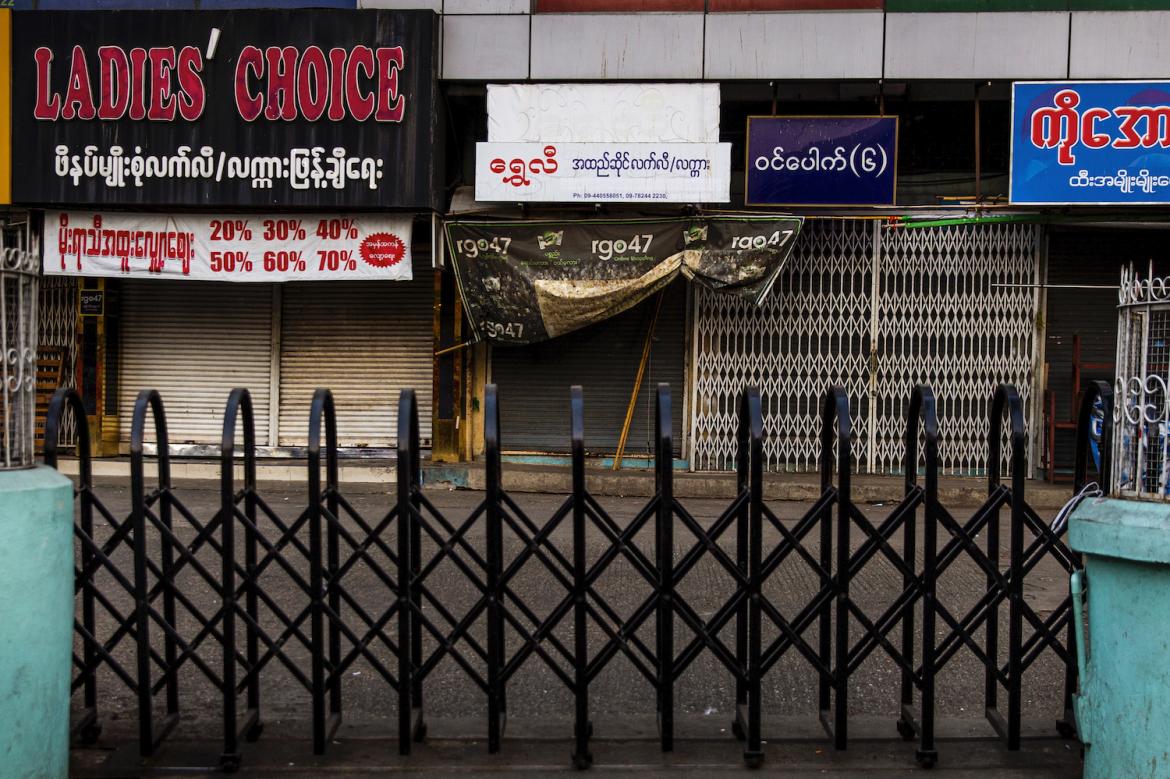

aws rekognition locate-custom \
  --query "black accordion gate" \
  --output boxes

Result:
[48,379,1111,771]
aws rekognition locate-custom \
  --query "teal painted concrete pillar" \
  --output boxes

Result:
[1069,498,1170,779]
[0,466,74,779]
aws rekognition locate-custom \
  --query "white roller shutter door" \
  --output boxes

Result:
[277,271,433,448]
[119,281,275,446]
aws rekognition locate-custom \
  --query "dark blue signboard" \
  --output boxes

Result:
[745,116,897,207]
[1011,81,1170,205]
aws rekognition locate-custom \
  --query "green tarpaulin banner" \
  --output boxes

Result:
[446,215,803,345]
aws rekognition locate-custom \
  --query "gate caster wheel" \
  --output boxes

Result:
[744,752,764,769]
[731,718,746,741]
[1056,720,1077,739]
[78,722,102,745]
[572,752,593,770]
[915,751,938,770]
[896,719,916,740]
[219,754,242,774]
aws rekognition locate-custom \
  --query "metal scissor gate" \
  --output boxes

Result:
[47,379,1110,771]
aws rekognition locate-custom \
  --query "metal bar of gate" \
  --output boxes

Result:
[484,385,504,753]
[570,386,591,769]
[220,391,242,767]
[396,389,418,755]
[906,386,940,767]
[309,421,324,753]
[742,388,764,766]
[129,390,180,756]
[987,385,1027,750]
[823,387,852,749]
[45,388,100,743]
[655,383,674,752]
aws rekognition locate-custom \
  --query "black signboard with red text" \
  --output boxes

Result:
[12,10,442,209]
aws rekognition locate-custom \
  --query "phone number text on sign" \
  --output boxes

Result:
[46,211,413,282]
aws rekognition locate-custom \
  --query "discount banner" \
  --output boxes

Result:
[44,212,413,281]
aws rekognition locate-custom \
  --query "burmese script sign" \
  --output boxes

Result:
[474,142,732,203]
[13,10,441,208]
[745,116,897,206]
[45,211,413,282]
[447,216,802,345]
[1011,81,1170,204]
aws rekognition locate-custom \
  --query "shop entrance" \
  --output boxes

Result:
[691,219,1041,475]
[490,279,686,458]
[116,258,435,453]
[1042,226,1170,481]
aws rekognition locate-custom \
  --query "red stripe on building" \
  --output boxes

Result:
[535,0,704,11]
[708,0,883,9]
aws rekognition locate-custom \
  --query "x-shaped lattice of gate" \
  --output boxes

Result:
[226,487,317,742]
[757,495,837,731]
[129,481,237,756]
[841,491,927,725]
[495,490,580,727]
[930,488,1016,732]
[48,389,142,747]
[318,491,404,730]
[69,486,153,739]
[404,489,492,730]
[579,491,661,703]
[666,494,755,735]
[1005,502,1079,712]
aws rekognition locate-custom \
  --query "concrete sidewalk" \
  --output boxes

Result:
[54,455,1077,508]
[71,716,1082,777]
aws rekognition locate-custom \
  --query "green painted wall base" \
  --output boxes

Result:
[1069,499,1170,779]
[0,466,74,779]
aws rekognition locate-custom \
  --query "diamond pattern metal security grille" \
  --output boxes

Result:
[692,219,874,472]
[872,223,1039,475]
[39,276,78,446]
[692,220,1039,475]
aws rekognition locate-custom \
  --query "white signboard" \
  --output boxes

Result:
[45,211,413,282]
[487,83,720,144]
[474,142,732,203]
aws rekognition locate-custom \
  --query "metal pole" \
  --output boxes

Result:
[570,386,592,769]
[396,390,416,755]
[655,384,674,752]
[485,385,504,754]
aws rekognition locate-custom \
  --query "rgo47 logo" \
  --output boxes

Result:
[730,230,794,250]
[592,234,654,261]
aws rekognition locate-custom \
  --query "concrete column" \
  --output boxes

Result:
[0,466,74,779]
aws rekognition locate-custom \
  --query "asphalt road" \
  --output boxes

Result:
[72,477,1073,744]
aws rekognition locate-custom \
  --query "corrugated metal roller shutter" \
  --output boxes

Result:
[491,280,686,455]
[1046,228,1163,419]
[277,271,434,448]
[119,281,274,446]
[1045,228,1167,472]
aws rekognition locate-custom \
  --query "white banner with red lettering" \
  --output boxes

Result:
[45,211,413,281]
[474,142,731,203]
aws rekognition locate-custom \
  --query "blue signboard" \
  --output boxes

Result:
[1011,81,1170,205]
[745,116,897,207]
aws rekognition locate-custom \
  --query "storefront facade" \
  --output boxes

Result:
[18,9,444,454]
[15,3,1169,475]
[691,218,1042,474]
